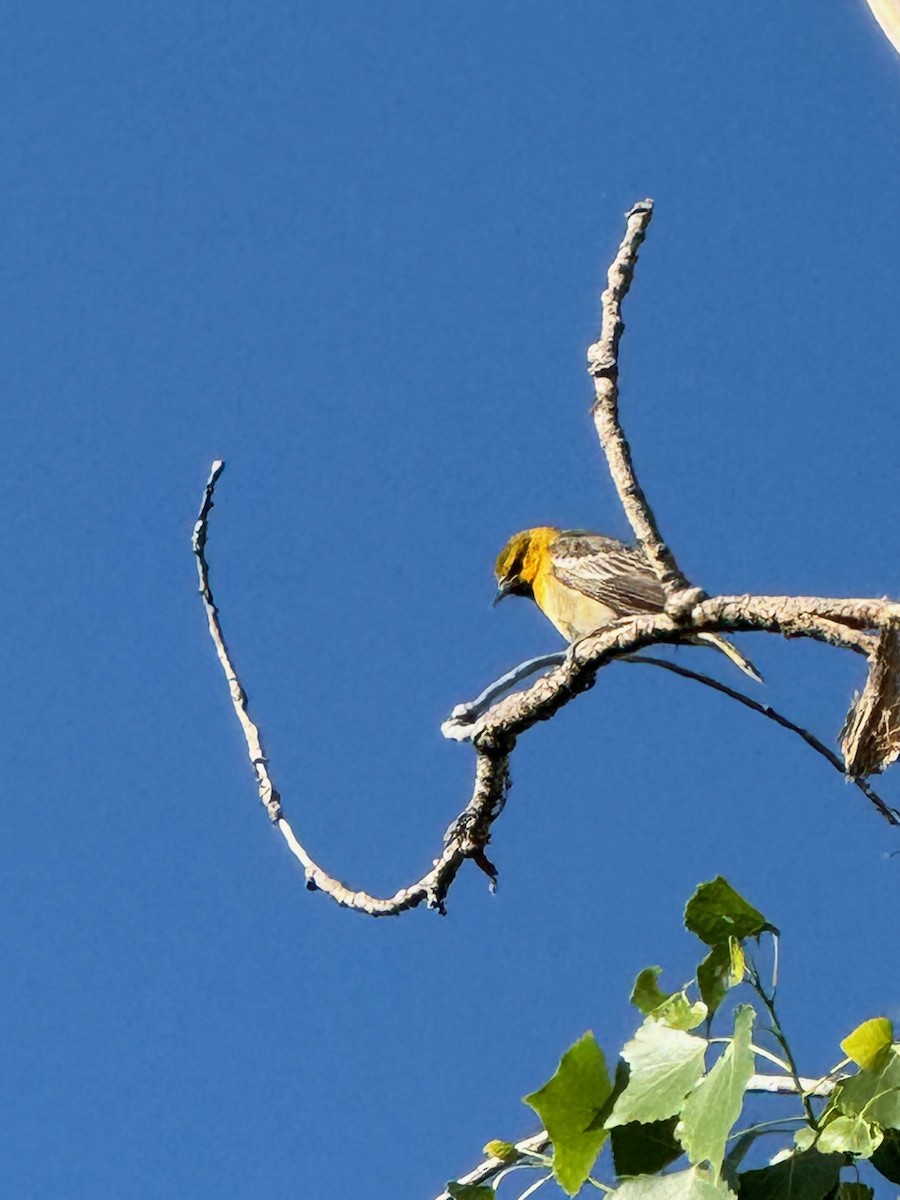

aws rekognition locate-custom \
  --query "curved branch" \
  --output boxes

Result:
[457,602,881,749]
[194,458,898,919]
[277,746,509,916]
[192,460,282,825]
[192,461,510,916]
[194,203,900,921]
[447,648,897,823]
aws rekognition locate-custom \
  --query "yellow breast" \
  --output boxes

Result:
[532,570,618,642]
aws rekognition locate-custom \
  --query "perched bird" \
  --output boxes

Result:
[494,526,761,682]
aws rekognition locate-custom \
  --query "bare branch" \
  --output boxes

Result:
[194,460,898,922]
[192,461,283,825]
[456,600,880,748]
[195,204,900,922]
[445,645,897,822]
[629,656,899,825]
[442,652,563,737]
[276,746,510,916]
[587,199,691,599]
[192,461,511,916]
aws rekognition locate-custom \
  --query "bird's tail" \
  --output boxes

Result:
[693,632,763,684]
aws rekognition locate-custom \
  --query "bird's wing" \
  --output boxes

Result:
[549,531,666,616]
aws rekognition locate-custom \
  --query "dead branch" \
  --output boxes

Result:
[443,648,897,822]
[193,200,900,918]
[193,461,283,825]
[629,656,898,824]
[448,601,881,749]
[193,461,509,916]
[587,199,693,603]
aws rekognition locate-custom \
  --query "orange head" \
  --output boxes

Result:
[494,527,559,604]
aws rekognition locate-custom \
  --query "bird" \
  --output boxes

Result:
[493,526,762,682]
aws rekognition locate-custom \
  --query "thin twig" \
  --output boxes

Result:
[192,461,283,824]
[442,652,564,738]
[587,199,690,598]
[627,656,899,825]
[446,646,898,822]
[746,958,818,1128]
[192,461,512,916]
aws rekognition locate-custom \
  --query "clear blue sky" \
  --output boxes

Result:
[2,2,898,1196]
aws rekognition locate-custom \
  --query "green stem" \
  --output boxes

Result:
[709,1037,791,1074]
[728,1117,805,1142]
[746,955,818,1129]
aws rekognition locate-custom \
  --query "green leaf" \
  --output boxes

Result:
[524,1031,612,1196]
[792,1127,817,1153]
[678,1005,755,1176]
[659,995,710,1032]
[446,1183,495,1200]
[615,1164,737,1199]
[871,1126,900,1183]
[840,1018,894,1070]
[482,1140,517,1162]
[736,1149,843,1200]
[608,1020,707,1128]
[833,1184,874,1200]
[685,878,772,945]
[630,968,707,1030]
[611,1117,683,1178]
[697,940,745,1018]
[828,1045,900,1129]
[632,967,673,1014]
[816,1114,882,1157]
[866,1086,900,1129]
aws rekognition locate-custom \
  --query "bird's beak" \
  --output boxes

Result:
[493,580,514,607]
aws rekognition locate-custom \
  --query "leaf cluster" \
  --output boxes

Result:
[446,878,900,1200]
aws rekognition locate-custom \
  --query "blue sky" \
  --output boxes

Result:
[1,1,899,1196]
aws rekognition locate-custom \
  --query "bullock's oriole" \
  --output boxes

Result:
[494,526,761,682]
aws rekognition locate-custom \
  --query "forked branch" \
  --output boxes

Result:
[193,201,900,917]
